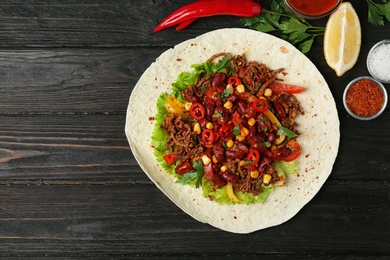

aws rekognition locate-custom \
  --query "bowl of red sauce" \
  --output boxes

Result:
[343,76,388,120]
[283,0,342,19]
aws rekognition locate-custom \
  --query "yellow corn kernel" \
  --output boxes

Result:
[223,100,233,109]
[236,134,246,142]
[202,155,211,166]
[248,118,256,126]
[184,102,192,111]
[226,139,234,148]
[240,127,249,137]
[193,123,201,134]
[263,174,272,184]
[236,84,245,93]
[206,122,214,129]
[250,170,259,179]
[263,88,272,97]
[220,165,228,172]
[226,84,234,94]
[239,160,245,167]
[212,155,218,164]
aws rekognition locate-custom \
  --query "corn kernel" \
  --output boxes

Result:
[206,122,214,129]
[263,174,272,184]
[248,118,256,126]
[240,127,249,137]
[226,139,234,148]
[239,160,245,167]
[212,155,218,164]
[220,165,228,172]
[193,123,201,134]
[226,84,234,94]
[223,101,233,109]
[236,134,246,142]
[250,170,259,179]
[184,102,192,110]
[236,84,245,93]
[263,88,272,97]
[202,155,211,166]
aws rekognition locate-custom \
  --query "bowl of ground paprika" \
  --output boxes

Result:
[343,76,388,120]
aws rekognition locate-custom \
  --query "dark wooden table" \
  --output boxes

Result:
[0,0,388,258]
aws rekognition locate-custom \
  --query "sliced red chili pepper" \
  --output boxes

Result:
[252,98,269,113]
[201,129,216,146]
[218,124,234,138]
[245,149,261,167]
[163,153,180,164]
[270,83,305,94]
[189,102,206,121]
[227,76,242,86]
[154,1,261,32]
[281,139,301,162]
[232,111,241,126]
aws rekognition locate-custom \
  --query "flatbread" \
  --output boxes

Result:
[125,28,340,233]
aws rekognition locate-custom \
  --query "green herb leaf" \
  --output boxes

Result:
[278,126,298,140]
[367,0,390,25]
[241,0,325,54]
[233,125,241,136]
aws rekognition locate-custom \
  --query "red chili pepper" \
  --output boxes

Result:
[252,98,269,113]
[201,129,216,146]
[163,153,180,164]
[154,0,261,32]
[227,76,242,87]
[218,124,234,138]
[245,149,261,167]
[232,111,241,126]
[189,102,206,121]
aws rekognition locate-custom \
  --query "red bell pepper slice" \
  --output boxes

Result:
[270,83,305,94]
[163,153,180,164]
[281,139,301,162]
[227,76,242,86]
[201,129,216,146]
[189,102,206,121]
[252,98,269,113]
[245,149,261,167]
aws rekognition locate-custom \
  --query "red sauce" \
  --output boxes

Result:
[287,0,340,16]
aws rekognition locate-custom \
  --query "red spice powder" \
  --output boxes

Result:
[345,79,384,117]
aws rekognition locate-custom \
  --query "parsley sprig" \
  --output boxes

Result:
[241,0,325,54]
[366,0,390,26]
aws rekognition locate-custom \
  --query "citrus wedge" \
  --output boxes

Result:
[324,2,361,77]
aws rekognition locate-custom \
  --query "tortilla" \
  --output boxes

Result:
[125,28,340,233]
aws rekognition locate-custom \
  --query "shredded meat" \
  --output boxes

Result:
[233,54,284,96]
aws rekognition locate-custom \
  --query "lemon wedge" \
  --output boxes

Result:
[324,2,361,77]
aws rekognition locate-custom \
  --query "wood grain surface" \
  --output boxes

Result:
[0,0,389,258]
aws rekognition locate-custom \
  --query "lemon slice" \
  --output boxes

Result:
[324,2,361,77]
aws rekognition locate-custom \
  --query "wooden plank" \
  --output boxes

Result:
[0,48,165,113]
[0,0,385,49]
[0,114,147,181]
[0,181,387,257]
